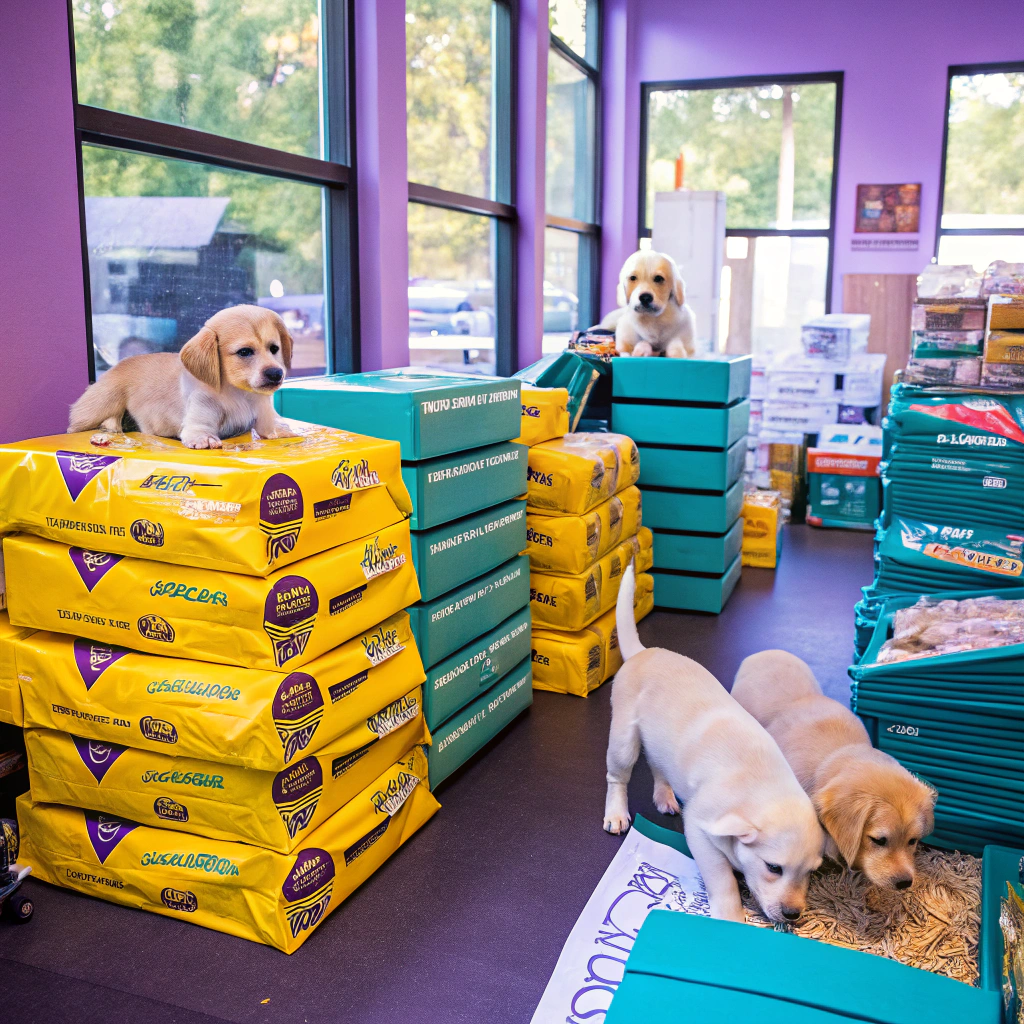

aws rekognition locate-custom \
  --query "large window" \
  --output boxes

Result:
[71,0,355,379]
[640,74,841,353]
[543,0,600,351]
[406,0,515,377]
[936,64,1024,271]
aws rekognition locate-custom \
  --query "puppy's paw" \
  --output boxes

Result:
[665,340,688,359]
[653,781,680,816]
[267,422,299,440]
[182,433,222,450]
[603,813,631,835]
[632,341,654,358]
[709,900,746,923]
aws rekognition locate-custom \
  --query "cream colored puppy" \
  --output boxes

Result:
[599,250,696,357]
[604,564,824,923]
[732,651,936,890]
[69,304,296,449]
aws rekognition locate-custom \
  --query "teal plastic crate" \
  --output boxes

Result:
[652,519,743,574]
[652,555,741,613]
[641,479,744,533]
[611,353,751,404]
[637,438,746,490]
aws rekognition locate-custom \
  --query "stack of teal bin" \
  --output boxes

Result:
[610,355,751,613]
[276,369,534,788]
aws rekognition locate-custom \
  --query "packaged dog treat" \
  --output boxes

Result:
[529,529,653,631]
[526,486,642,574]
[15,612,423,771]
[0,426,412,577]
[17,747,439,953]
[514,386,570,447]
[24,687,427,851]
[4,520,419,671]
[526,433,639,515]
[0,611,34,727]
[531,575,654,696]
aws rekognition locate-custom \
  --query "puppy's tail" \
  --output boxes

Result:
[68,374,127,433]
[615,560,645,662]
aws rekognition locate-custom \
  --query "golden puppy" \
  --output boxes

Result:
[69,304,296,449]
[732,650,936,890]
[599,250,696,358]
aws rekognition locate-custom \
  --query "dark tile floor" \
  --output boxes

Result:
[0,525,873,1024]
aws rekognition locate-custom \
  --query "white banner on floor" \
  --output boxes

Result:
[530,820,709,1024]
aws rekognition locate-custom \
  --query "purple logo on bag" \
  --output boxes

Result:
[56,450,122,501]
[84,810,137,864]
[272,672,325,762]
[272,757,324,839]
[263,576,319,667]
[69,548,123,591]
[260,474,304,562]
[72,735,126,783]
[282,847,335,938]
[73,638,128,690]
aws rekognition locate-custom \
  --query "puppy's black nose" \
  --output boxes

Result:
[638,292,654,306]
[782,907,801,921]
[894,877,912,890]
[263,367,284,384]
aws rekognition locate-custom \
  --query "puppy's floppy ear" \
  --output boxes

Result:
[617,279,627,307]
[815,784,871,867]
[707,813,758,845]
[180,325,221,390]
[670,257,685,305]
[268,311,293,370]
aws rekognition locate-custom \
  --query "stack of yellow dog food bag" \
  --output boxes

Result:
[525,431,653,697]
[0,423,440,952]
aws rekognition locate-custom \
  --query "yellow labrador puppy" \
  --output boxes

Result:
[599,250,696,357]
[69,304,296,449]
[604,564,824,923]
[732,651,936,890]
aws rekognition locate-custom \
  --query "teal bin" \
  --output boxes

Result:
[402,440,527,530]
[652,519,743,574]
[428,657,533,788]
[637,438,746,490]
[411,498,526,601]
[611,399,750,447]
[642,479,744,533]
[611,353,752,404]
[275,369,521,459]
[652,555,741,613]
[422,607,532,730]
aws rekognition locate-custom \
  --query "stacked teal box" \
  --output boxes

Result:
[611,355,751,613]
[276,369,533,788]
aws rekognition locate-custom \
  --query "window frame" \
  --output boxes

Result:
[934,60,1024,261]
[66,0,360,383]
[406,0,518,377]
[637,71,844,313]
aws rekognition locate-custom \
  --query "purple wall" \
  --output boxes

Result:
[0,4,90,443]
[601,0,1024,315]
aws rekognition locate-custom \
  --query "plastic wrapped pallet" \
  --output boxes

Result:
[514,386,570,447]
[526,433,639,515]
[0,611,33,727]
[16,749,439,953]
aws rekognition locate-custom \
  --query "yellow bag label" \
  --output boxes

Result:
[922,543,1023,576]
[531,576,653,696]
[526,433,640,515]
[526,486,642,574]
[0,425,413,577]
[741,547,779,568]
[25,686,427,852]
[15,612,424,771]
[17,747,439,953]
[4,519,420,670]
[514,386,570,447]
[0,611,33,727]
[529,528,653,631]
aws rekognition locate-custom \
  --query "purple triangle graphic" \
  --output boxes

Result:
[72,735,126,783]
[68,548,123,592]
[56,450,121,502]
[84,810,138,864]
[73,639,129,690]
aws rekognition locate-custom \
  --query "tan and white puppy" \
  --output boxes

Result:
[69,304,296,449]
[604,564,824,923]
[599,250,696,358]
[732,651,936,890]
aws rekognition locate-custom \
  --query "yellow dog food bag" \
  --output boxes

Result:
[4,519,419,671]
[0,425,412,577]
[16,612,423,771]
[24,686,427,852]
[514,386,570,447]
[526,433,640,515]
[0,611,34,726]
[531,575,654,696]
[17,747,439,953]
[526,486,642,574]
[529,528,653,631]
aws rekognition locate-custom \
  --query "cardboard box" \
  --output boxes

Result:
[411,498,526,601]
[611,353,751,405]
[422,607,531,730]
[428,657,533,788]
[611,400,749,448]
[806,449,882,530]
[636,439,746,491]
[407,554,530,669]
[651,556,741,614]
[761,399,839,433]
[402,441,526,531]
[641,479,743,534]
[652,519,743,575]
[275,369,521,460]
[800,313,869,360]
